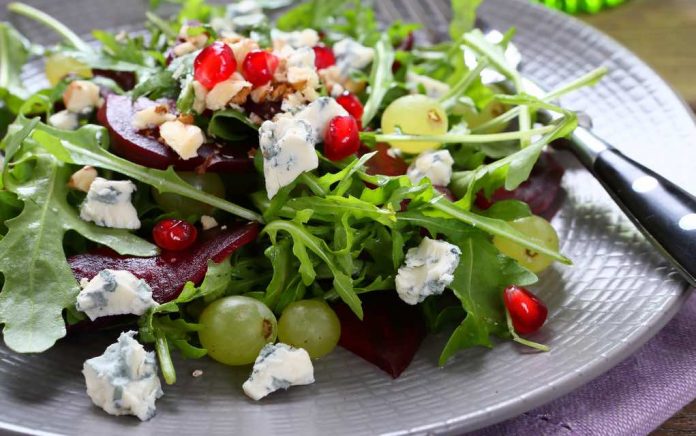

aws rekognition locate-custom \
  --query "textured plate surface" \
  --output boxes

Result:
[1,0,695,434]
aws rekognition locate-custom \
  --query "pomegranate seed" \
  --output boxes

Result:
[194,42,236,90]
[242,50,280,87]
[503,285,548,335]
[336,92,364,126]
[313,45,336,70]
[152,218,198,251]
[324,116,360,161]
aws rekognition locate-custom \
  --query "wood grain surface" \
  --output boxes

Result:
[579,0,696,433]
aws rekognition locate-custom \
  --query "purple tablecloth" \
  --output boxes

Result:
[472,291,696,436]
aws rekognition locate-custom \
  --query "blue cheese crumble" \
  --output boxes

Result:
[242,343,315,401]
[80,177,141,229]
[83,331,163,421]
[407,150,455,186]
[259,116,318,199]
[395,237,461,305]
[294,96,349,140]
[333,38,374,77]
[76,269,158,320]
[406,71,451,99]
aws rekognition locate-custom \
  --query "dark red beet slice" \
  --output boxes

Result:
[93,69,137,91]
[363,143,409,177]
[69,222,259,303]
[332,292,427,378]
[97,94,254,173]
[475,152,565,219]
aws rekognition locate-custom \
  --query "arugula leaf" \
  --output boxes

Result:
[361,34,395,127]
[262,219,362,319]
[263,239,295,310]
[449,0,483,40]
[207,109,258,141]
[16,117,263,222]
[275,0,347,31]
[0,148,157,353]
[0,23,32,112]
[478,199,532,221]
[439,231,537,364]
[286,196,396,227]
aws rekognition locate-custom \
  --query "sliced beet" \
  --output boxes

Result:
[93,69,137,91]
[363,143,409,177]
[475,152,565,219]
[97,94,254,173]
[69,222,259,303]
[332,292,426,378]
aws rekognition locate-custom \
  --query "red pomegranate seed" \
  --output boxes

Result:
[324,116,360,161]
[242,50,280,87]
[313,45,336,70]
[152,218,198,251]
[194,42,237,90]
[336,92,364,126]
[503,285,548,335]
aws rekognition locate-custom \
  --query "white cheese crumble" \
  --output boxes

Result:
[76,269,158,320]
[407,150,454,186]
[80,178,141,229]
[333,38,375,77]
[83,331,163,421]
[406,71,451,99]
[271,28,320,50]
[242,343,315,401]
[205,73,252,110]
[131,104,176,130]
[48,109,79,130]
[200,215,219,230]
[68,166,98,192]
[294,96,349,140]
[192,80,208,114]
[395,237,461,305]
[159,120,206,160]
[259,116,318,199]
[228,38,260,68]
[286,46,319,88]
[63,80,102,114]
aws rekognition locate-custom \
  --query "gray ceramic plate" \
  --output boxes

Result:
[1,0,695,434]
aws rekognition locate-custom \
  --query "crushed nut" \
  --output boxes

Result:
[68,166,98,192]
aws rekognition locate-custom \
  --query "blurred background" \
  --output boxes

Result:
[538,0,696,112]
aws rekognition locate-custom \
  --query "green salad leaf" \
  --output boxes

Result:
[0,22,33,113]
[0,142,157,352]
[449,0,483,41]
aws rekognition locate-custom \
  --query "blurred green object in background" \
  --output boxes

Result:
[534,0,626,14]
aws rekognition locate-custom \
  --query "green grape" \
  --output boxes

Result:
[493,215,560,273]
[277,300,341,359]
[380,94,448,154]
[152,172,225,217]
[45,53,92,86]
[198,296,277,366]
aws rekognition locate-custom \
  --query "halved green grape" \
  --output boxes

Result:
[198,296,277,366]
[493,215,560,273]
[458,99,508,133]
[152,172,225,217]
[380,94,448,154]
[45,53,92,86]
[277,300,341,359]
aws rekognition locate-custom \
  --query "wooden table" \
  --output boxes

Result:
[579,1,696,433]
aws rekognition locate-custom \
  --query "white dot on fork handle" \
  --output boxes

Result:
[678,214,696,231]
[631,176,658,193]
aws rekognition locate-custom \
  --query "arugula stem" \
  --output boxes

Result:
[298,172,327,197]
[431,198,571,264]
[8,2,92,52]
[155,331,177,384]
[145,11,178,40]
[361,34,394,127]
[439,59,489,110]
[361,125,554,145]
[472,67,608,134]
[505,309,549,352]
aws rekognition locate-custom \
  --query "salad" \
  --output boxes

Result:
[0,0,605,421]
